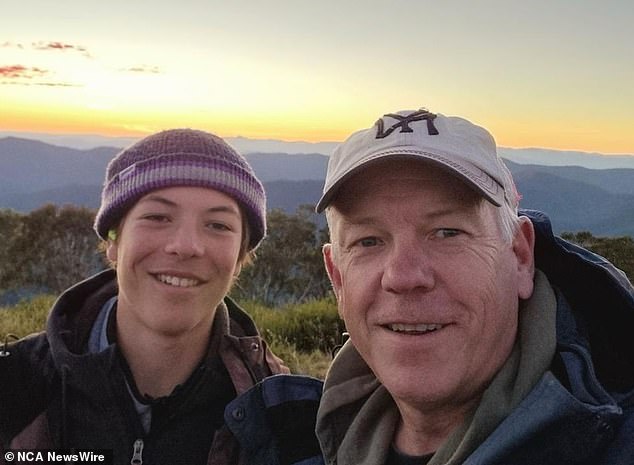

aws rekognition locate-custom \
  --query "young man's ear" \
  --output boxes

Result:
[106,229,118,266]
[514,216,536,300]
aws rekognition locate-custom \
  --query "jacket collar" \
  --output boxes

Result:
[524,209,634,393]
[45,269,281,395]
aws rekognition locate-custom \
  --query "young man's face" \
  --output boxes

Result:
[324,160,534,417]
[107,186,243,338]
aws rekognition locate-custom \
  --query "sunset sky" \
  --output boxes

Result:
[2,0,633,154]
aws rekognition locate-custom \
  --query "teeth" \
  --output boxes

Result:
[389,323,443,333]
[157,274,200,288]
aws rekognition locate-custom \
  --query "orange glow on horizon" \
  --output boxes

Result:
[1,106,633,154]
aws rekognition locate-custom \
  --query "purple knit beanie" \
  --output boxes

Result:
[94,128,266,251]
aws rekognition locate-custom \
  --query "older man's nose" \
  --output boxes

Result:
[381,242,435,294]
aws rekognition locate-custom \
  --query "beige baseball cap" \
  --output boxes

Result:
[315,108,519,213]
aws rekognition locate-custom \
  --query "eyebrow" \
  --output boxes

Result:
[141,194,241,216]
[340,216,378,228]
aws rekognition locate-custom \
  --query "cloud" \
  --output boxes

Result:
[1,40,91,57]
[122,65,161,74]
[0,65,48,79]
[0,65,79,87]
[0,40,160,86]
[1,41,24,49]
[34,82,80,87]
[1,40,91,86]
[31,41,88,53]
[0,80,81,87]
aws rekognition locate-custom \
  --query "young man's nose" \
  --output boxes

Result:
[381,242,435,294]
[164,222,205,258]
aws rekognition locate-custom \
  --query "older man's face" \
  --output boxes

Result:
[324,160,534,417]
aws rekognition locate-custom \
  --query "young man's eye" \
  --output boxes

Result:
[208,222,232,232]
[143,214,170,223]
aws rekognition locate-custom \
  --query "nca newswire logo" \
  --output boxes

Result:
[4,449,112,464]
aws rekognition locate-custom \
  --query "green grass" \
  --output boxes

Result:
[266,342,333,379]
[0,295,340,379]
[0,294,55,339]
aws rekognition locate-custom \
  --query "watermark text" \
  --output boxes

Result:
[4,449,112,464]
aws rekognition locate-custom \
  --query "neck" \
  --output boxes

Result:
[115,312,213,398]
[393,397,477,456]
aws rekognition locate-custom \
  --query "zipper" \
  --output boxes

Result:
[130,439,144,465]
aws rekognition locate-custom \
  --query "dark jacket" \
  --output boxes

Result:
[0,269,324,465]
[316,210,634,465]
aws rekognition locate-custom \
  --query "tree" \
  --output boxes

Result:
[1,203,337,305]
[0,209,22,291]
[3,204,105,294]
[233,206,331,306]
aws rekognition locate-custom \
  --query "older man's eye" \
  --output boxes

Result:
[358,237,380,247]
[434,228,462,239]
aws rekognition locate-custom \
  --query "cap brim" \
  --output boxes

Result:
[315,151,504,213]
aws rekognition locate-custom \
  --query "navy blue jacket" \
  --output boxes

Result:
[469,209,634,464]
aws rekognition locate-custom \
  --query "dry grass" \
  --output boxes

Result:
[0,294,54,339]
[268,341,332,379]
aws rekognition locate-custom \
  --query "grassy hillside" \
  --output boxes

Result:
[0,296,341,379]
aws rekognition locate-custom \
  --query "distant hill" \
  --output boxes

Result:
[2,130,634,169]
[0,131,341,156]
[2,184,103,211]
[498,147,634,170]
[0,137,115,195]
[515,172,634,236]
[505,160,634,196]
[245,153,327,182]
[1,136,633,236]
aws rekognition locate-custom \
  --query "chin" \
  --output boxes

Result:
[376,363,457,402]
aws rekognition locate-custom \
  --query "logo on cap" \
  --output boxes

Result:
[375,109,439,139]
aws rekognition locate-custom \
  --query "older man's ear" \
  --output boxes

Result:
[514,216,536,300]
[323,243,344,302]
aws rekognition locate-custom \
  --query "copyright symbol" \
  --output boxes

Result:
[4,451,15,462]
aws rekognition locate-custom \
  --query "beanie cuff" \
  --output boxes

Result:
[94,152,266,250]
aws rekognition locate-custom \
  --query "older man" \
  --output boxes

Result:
[315,109,634,465]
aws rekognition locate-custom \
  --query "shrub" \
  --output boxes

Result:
[244,297,346,353]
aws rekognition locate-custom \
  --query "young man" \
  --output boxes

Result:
[315,109,634,464]
[1,129,323,465]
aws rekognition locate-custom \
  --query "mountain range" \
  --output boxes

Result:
[2,130,634,169]
[1,136,633,236]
